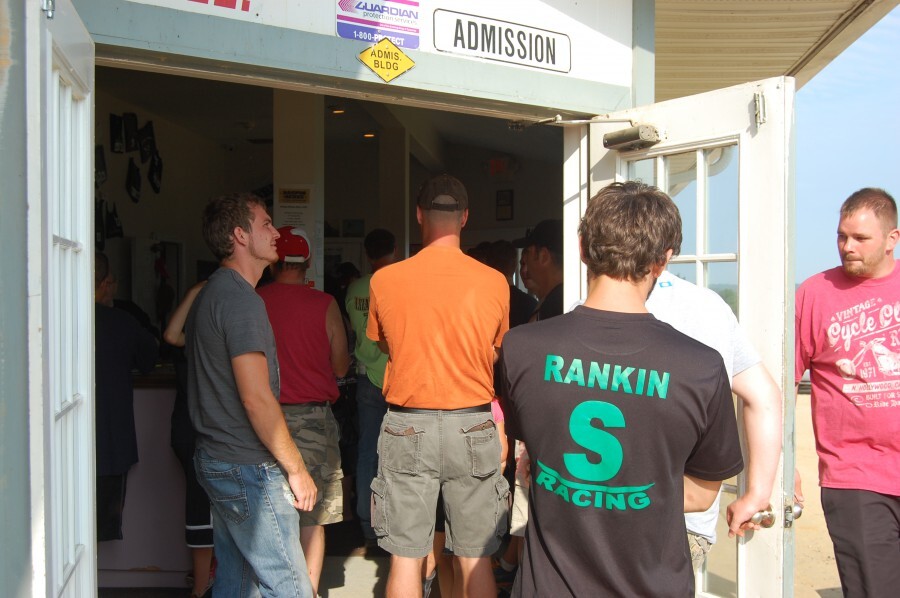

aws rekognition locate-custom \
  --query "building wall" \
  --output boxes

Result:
[95,88,272,319]
[0,0,34,593]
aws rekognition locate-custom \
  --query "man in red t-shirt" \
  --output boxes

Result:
[796,187,900,597]
[258,227,350,595]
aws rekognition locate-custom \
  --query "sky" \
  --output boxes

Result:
[795,6,900,282]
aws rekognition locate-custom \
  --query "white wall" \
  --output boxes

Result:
[95,89,271,323]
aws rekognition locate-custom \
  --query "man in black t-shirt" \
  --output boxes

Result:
[499,182,743,597]
[513,219,564,321]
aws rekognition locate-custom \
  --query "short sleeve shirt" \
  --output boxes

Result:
[646,270,761,540]
[346,274,389,388]
[187,267,280,464]
[367,246,509,409]
[500,307,743,597]
[795,263,900,496]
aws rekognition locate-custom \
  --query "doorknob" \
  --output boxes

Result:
[750,505,777,528]
[784,501,803,528]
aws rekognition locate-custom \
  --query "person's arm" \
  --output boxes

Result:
[325,299,351,378]
[231,352,317,511]
[162,281,206,347]
[793,384,805,504]
[684,476,722,513]
[725,362,783,537]
[497,420,508,472]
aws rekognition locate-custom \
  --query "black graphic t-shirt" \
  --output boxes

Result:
[500,306,743,597]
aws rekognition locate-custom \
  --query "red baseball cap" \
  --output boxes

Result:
[275,226,311,263]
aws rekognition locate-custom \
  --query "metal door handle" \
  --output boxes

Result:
[750,505,777,528]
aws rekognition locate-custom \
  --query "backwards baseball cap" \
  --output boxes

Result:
[275,226,311,263]
[417,174,468,212]
[513,219,564,255]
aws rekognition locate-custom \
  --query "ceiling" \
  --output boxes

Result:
[655,0,898,100]
[96,66,564,164]
[96,0,897,167]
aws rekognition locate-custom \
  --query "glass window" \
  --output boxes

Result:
[627,158,657,186]
[664,151,698,256]
[706,146,739,254]
[708,261,739,315]
[666,262,696,284]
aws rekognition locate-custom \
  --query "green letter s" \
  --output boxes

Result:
[563,401,624,482]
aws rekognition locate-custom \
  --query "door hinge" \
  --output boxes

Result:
[754,92,767,127]
[42,0,55,19]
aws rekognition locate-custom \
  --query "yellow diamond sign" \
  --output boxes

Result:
[359,38,415,83]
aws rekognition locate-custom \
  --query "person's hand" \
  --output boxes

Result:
[794,467,804,504]
[288,468,318,512]
[725,492,767,538]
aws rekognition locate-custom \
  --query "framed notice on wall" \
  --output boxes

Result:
[496,189,514,221]
[275,185,315,230]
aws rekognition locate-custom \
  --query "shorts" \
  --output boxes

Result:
[281,403,344,527]
[510,440,530,537]
[371,406,510,558]
[172,439,213,547]
[688,532,712,571]
[97,474,128,541]
[510,478,529,537]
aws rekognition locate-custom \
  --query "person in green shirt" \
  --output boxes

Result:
[345,228,397,547]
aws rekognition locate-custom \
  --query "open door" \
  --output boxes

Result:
[562,77,796,597]
[28,0,96,595]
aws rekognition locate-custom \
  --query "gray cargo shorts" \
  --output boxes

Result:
[370,405,510,558]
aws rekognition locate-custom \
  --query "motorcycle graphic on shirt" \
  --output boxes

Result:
[827,298,900,407]
[836,337,900,379]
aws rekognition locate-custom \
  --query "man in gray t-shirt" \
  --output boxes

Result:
[186,193,316,598]
[646,270,782,570]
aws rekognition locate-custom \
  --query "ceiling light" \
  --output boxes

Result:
[328,105,346,115]
[363,132,376,139]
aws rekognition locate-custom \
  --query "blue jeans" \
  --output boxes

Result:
[355,375,387,541]
[194,449,313,598]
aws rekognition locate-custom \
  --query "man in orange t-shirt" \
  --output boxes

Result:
[367,174,510,598]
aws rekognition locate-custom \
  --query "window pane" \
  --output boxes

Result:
[664,151,697,255]
[666,262,696,284]
[706,146,739,254]
[708,261,739,316]
[627,158,657,186]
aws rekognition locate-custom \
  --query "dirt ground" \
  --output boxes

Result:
[793,392,843,597]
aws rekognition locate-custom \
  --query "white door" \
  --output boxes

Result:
[562,76,796,597]
[28,0,96,596]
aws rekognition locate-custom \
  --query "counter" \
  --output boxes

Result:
[97,386,192,588]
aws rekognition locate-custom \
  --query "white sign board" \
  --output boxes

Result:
[124,0,631,88]
[433,9,571,73]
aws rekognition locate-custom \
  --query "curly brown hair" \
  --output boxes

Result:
[578,181,682,282]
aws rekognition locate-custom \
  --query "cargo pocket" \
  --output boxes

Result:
[493,477,511,540]
[370,476,389,538]
[197,456,250,524]
[380,424,422,474]
[463,418,499,478]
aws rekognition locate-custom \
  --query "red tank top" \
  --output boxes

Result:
[258,282,339,404]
